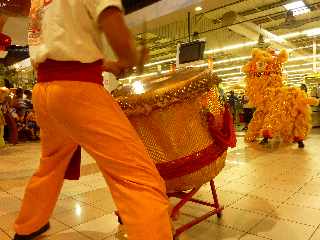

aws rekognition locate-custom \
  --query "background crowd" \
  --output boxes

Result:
[0,82,39,147]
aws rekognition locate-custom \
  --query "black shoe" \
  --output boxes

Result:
[14,222,50,240]
[298,141,305,149]
[260,138,269,145]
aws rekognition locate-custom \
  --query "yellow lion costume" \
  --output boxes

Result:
[243,48,318,147]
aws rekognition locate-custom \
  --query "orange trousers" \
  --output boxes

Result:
[14,81,172,240]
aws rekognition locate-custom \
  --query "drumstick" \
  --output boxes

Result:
[117,21,147,79]
[136,21,147,75]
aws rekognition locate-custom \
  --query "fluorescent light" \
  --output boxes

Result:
[205,41,257,55]
[120,53,320,82]
[144,58,176,67]
[284,1,306,11]
[289,54,320,62]
[284,1,310,16]
[292,7,310,16]
[190,63,209,68]
[286,62,320,68]
[195,6,203,12]
[218,72,244,77]
[213,66,242,72]
[215,56,251,65]
[286,68,314,73]
[120,72,158,81]
[139,27,320,72]
[304,28,320,37]
[222,76,242,81]
[287,73,306,77]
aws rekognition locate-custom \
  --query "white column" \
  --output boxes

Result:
[313,38,317,72]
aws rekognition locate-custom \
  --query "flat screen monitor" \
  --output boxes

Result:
[178,40,206,64]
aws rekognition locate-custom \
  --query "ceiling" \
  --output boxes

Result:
[123,0,161,14]
[129,0,320,87]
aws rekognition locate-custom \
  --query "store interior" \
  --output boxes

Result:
[1,0,320,240]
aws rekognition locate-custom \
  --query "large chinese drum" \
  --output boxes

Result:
[115,69,235,193]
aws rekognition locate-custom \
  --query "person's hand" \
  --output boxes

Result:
[136,45,149,74]
[138,45,150,64]
[102,60,122,77]
[102,60,133,79]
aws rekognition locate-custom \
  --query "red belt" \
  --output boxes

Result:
[37,59,103,85]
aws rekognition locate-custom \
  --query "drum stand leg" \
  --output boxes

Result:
[169,179,224,239]
[115,179,223,240]
[170,187,200,220]
[210,179,223,218]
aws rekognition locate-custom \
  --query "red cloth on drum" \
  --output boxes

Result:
[157,105,236,180]
[156,143,226,180]
[207,104,237,148]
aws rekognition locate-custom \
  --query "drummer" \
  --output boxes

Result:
[13,1,172,240]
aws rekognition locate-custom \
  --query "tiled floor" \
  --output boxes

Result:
[1,129,320,240]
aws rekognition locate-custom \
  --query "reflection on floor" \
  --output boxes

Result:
[1,129,320,240]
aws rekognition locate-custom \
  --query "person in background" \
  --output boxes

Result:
[4,79,14,89]
[0,105,5,147]
[12,88,23,104]
[228,91,239,124]
[23,90,33,111]
[300,84,308,94]
[13,1,172,240]
[15,112,27,141]
[12,88,27,117]
[316,84,320,98]
[3,93,17,145]
[218,85,226,102]
[25,110,39,141]
[242,95,253,131]
[0,87,9,147]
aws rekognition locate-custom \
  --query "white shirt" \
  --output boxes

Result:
[28,0,123,64]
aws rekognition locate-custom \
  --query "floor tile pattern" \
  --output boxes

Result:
[1,129,320,239]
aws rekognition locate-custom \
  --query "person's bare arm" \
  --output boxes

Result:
[98,7,138,74]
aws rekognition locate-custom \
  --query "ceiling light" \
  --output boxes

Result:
[283,1,310,16]
[190,63,209,68]
[205,41,257,54]
[215,56,251,65]
[144,58,176,67]
[304,28,320,37]
[195,6,203,12]
[288,73,306,77]
[284,1,305,10]
[218,72,244,77]
[286,68,314,73]
[221,76,242,81]
[289,54,320,62]
[213,66,242,72]
[286,62,320,68]
[292,7,310,16]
